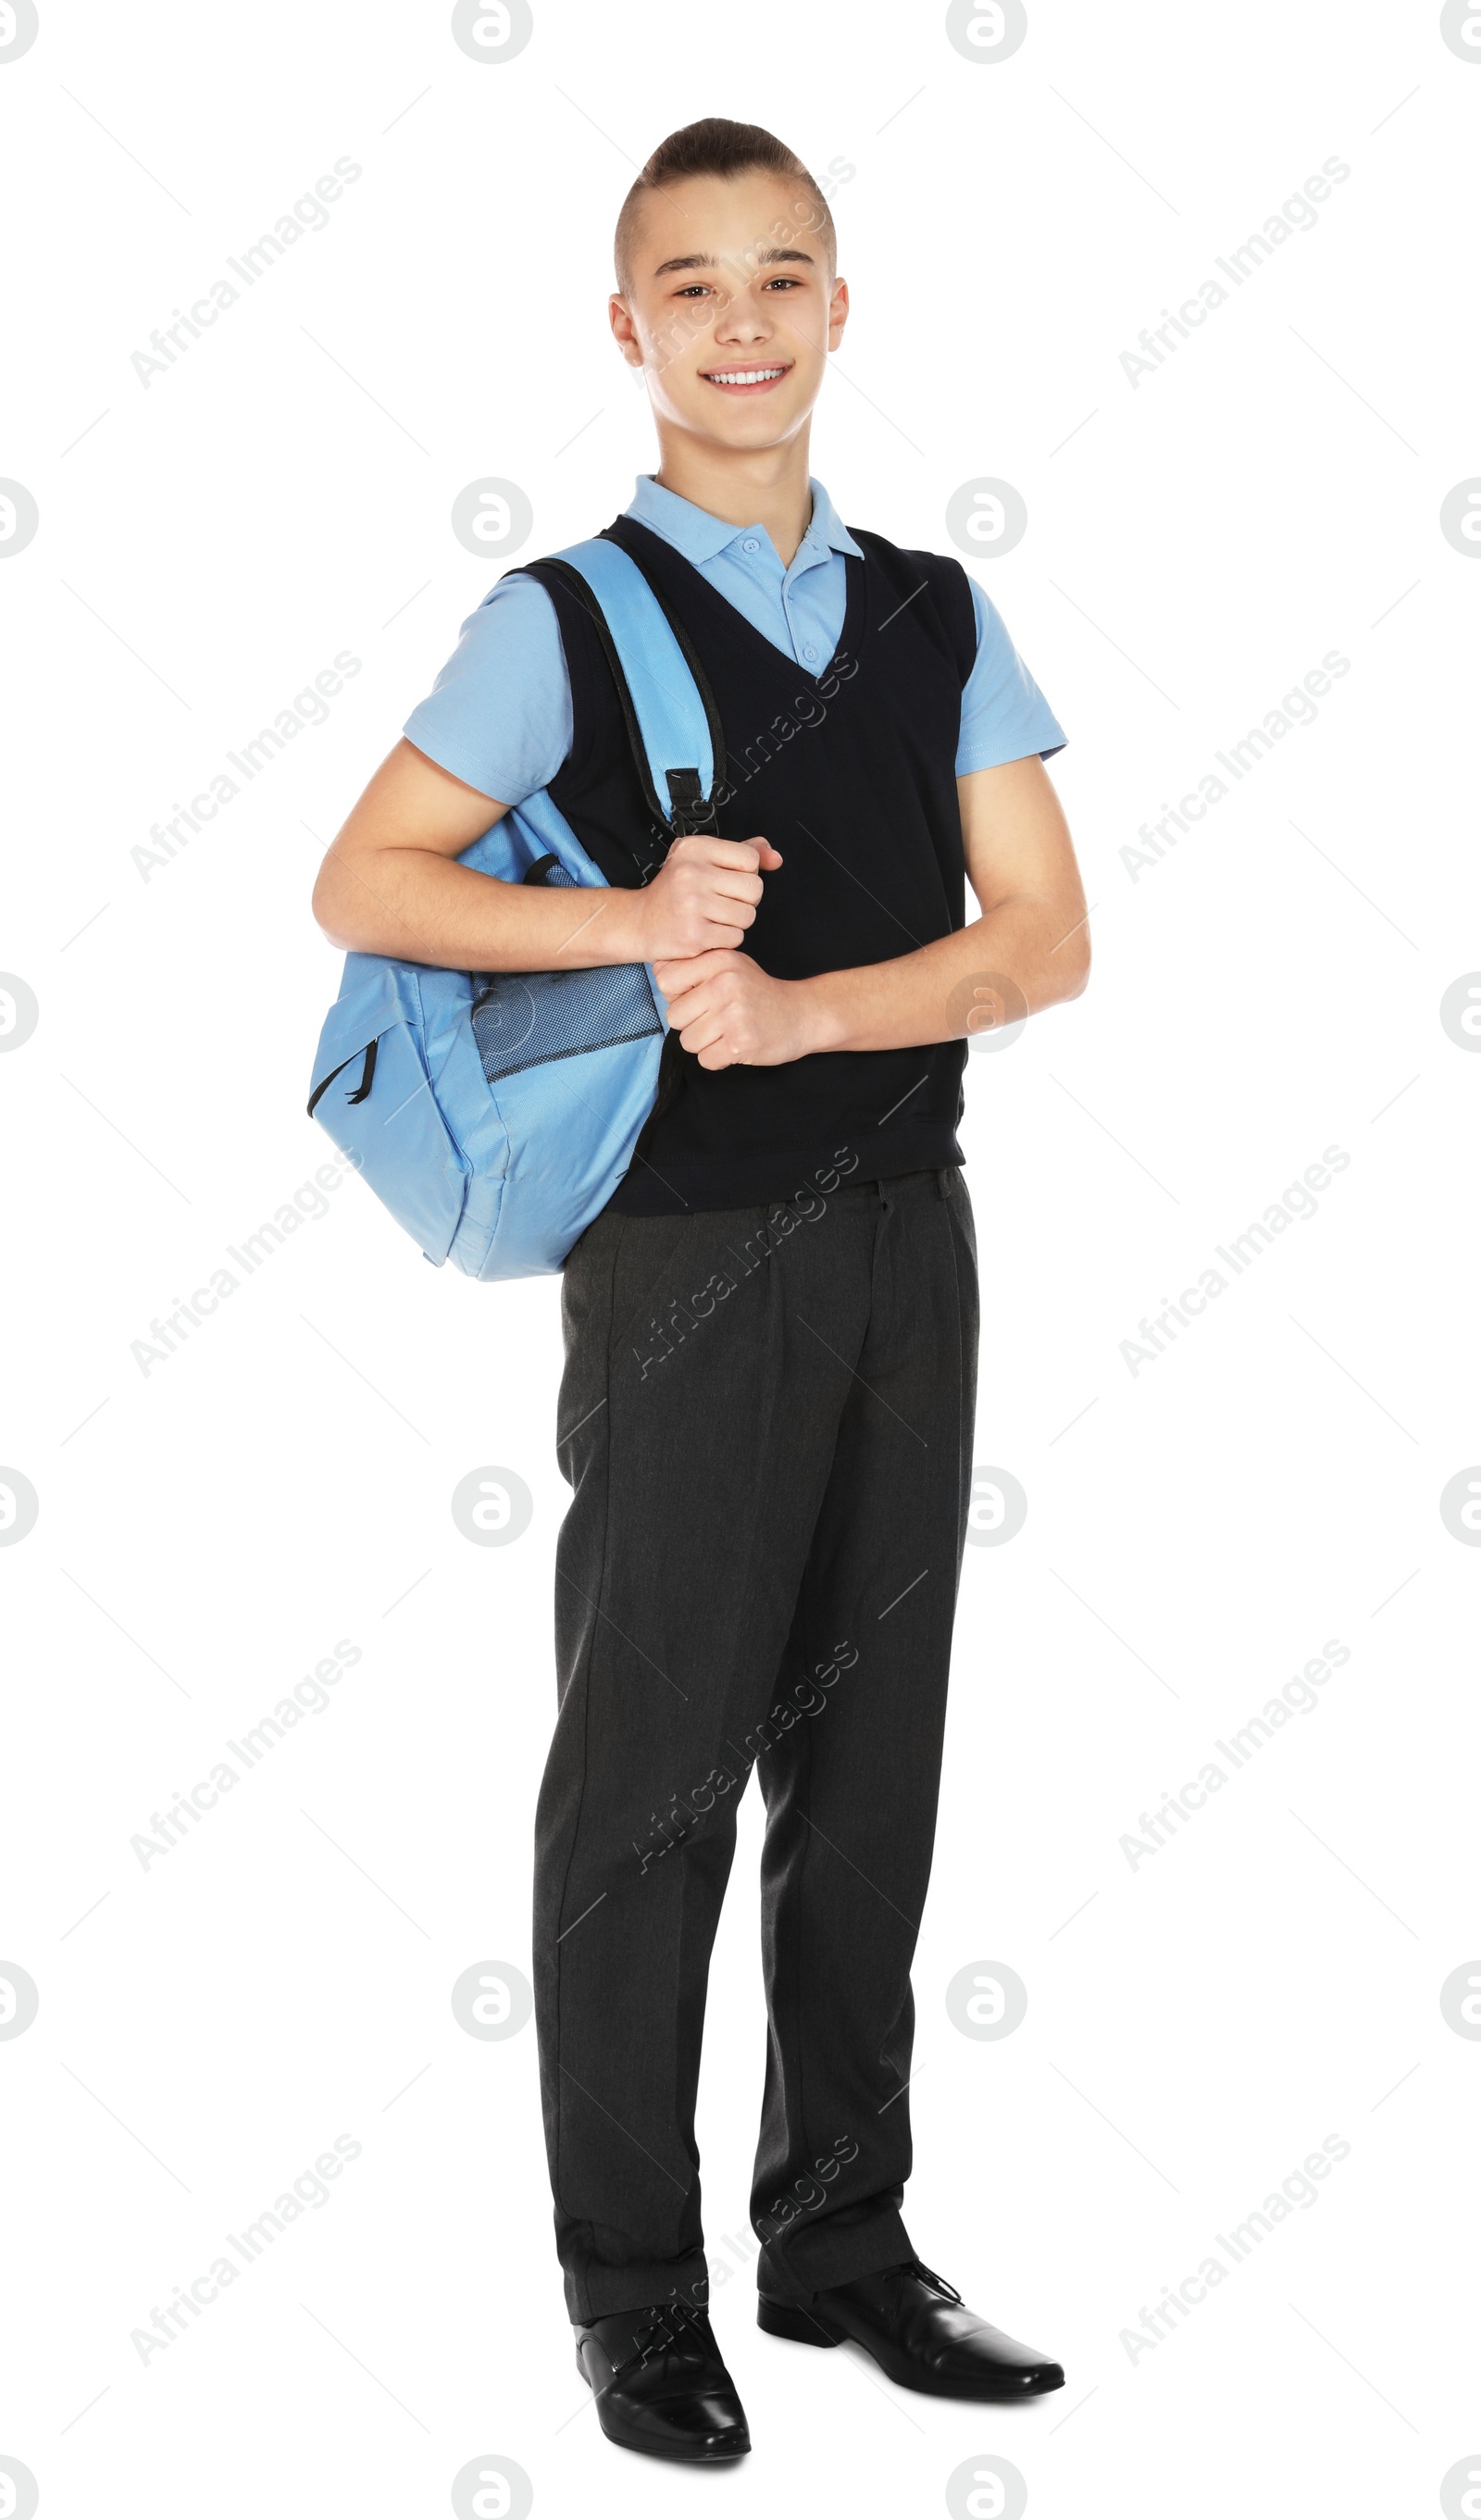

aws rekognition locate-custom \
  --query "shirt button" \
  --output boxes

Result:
[803,643,818,662]
[740,536,760,554]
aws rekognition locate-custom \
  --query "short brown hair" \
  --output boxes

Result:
[615,117,835,294]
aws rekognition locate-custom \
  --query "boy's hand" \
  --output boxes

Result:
[623,834,781,964]
[653,949,821,1070]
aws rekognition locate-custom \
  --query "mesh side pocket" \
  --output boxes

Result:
[471,962,661,1084]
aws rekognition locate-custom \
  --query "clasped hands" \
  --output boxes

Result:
[622,831,819,1071]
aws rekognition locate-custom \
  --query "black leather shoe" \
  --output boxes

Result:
[575,2300,751,2461]
[758,2257,1064,2401]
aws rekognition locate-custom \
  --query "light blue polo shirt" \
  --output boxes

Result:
[404,474,1066,806]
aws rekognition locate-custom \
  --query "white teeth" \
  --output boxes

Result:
[705,367,785,384]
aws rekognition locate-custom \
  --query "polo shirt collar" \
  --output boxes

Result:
[625,472,864,568]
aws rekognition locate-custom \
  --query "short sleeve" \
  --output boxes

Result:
[955,577,1067,775]
[402,571,573,806]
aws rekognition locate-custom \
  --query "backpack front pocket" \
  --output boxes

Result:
[308,1014,469,1264]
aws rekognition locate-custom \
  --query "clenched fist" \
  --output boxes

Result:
[628,833,782,964]
[653,949,821,1071]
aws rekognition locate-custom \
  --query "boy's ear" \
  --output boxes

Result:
[827,277,850,351]
[609,293,643,366]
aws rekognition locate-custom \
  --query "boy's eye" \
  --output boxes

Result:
[671,275,803,300]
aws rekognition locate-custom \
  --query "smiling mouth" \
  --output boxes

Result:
[700,364,791,393]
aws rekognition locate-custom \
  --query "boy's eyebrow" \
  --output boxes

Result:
[652,245,816,276]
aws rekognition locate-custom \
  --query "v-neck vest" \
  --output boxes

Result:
[539,513,979,1216]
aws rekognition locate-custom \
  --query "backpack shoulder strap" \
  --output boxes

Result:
[521,537,724,844]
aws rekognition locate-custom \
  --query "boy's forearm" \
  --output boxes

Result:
[793,895,1090,1054]
[314,844,649,973]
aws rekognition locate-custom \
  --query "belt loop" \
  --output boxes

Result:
[937,1167,952,1201]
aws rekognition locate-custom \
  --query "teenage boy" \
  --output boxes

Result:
[314,118,1089,2464]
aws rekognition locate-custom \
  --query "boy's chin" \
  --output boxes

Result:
[678,394,802,445]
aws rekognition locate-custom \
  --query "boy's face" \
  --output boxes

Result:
[611,170,848,454]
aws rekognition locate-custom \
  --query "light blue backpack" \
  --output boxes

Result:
[307,535,723,1279]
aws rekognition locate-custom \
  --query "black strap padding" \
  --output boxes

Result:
[522,555,674,853]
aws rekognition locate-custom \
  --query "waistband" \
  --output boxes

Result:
[810,1165,958,1204]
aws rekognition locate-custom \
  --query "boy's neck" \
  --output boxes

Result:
[650,427,815,568]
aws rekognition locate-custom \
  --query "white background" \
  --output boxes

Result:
[3,2,1479,2514]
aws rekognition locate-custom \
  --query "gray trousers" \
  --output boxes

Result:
[533,1164,980,2322]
